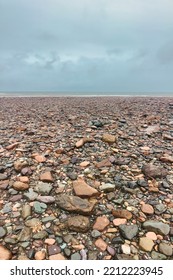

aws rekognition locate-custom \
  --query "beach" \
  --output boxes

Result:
[0,96,173,260]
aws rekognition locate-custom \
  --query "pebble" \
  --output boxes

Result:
[0,226,7,238]
[93,216,110,231]
[99,183,116,192]
[139,237,154,252]
[67,215,90,232]
[143,220,170,235]
[0,245,12,260]
[73,178,99,197]
[119,224,138,240]
[95,238,107,251]
[159,242,173,256]
[141,204,154,215]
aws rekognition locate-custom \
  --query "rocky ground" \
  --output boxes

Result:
[0,96,173,260]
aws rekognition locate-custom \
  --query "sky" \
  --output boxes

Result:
[0,0,173,94]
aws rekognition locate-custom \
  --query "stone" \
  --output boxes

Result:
[19,176,29,183]
[71,252,81,260]
[18,226,32,242]
[142,164,168,178]
[93,216,110,231]
[151,251,167,260]
[113,218,127,226]
[67,215,90,232]
[73,178,99,198]
[25,218,42,229]
[96,159,112,168]
[37,196,55,204]
[121,244,131,254]
[40,171,54,182]
[143,220,170,235]
[0,245,12,260]
[33,231,48,239]
[14,159,28,171]
[67,172,78,180]
[91,229,101,238]
[160,154,173,163]
[35,182,52,194]
[139,237,154,252]
[33,201,47,213]
[45,238,56,245]
[159,243,172,256]
[107,246,115,256]
[48,245,61,256]
[24,188,38,201]
[55,194,96,215]
[13,181,29,191]
[0,226,7,238]
[22,204,31,219]
[95,238,107,251]
[102,133,117,144]
[141,204,154,214]
[112,209,132,220]
[49,253,66,260]
[99,183,116,192]
[35,250,46,260]
[35,155,46,163]
[0,174,8,180]
[119,224,138,240]
[146,232,157,240]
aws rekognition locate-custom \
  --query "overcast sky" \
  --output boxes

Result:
[0,0,173,93]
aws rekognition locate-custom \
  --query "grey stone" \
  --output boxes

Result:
[24,188,38,201]
[151,251,167,260]
[33,231,48,239]
[71,252,81,260]
[18,226,31,242]
[22,204,31,219]
[0,226,7,238]
[99,183,116,192]
[159,243,172,256]
[143,220,170,235]
[91,229,101,238]
[119,224,138,240]
[35,182,52,194]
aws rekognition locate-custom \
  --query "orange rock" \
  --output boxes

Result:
[141,204,154,214]
[13,181,29,191]
[35,155,46,163]
[112,209,132,220]
[44,238,56,245]
[80,161,90,167]
[73,178,99,198]
[146,231,157,240]
[113,218,127,226]
[19,176,29,183]
[0,245,12,260]
[49,253,66,260]
[93,216,110,231]
[40,171,54,182]
[102,133,117,144]
[95,238,107,251]
[35,250,46,260]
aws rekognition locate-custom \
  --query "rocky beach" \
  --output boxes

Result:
[0,96,173,260]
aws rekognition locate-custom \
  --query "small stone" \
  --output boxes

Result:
[35,250,46,260]
[91,229,101,238]
[146,232,157,240]
[113,218,127,226]
[102,133,117,144]
[139,237,154,252]
[14,160,28,171]
[112,209,132,220]
[33,231,48,239]
[93,216,110,231]
[19,176,29,183]
[0,245,12,260]
[18,226,32,242]
[143,220,170,235]
[121,244,131,254]
[159,243,172,256]
[0,226,7,238]
[151,251,167,260]
[107,246,115,256]
[75,139,84,148]
[13,181,29,191]
[141,204,154,214]
[0,174,8,180]
[35,155,46,163]
[40,171,54,182]
[22,204,31,219]
[45,238,56,245]
[71,252,81,260]
[37,196,55,204]
[73,178,99,198]
[35,182,52,194]
[49,253,66,260]
[66,172,78,180]
[67,215,90,232]
[142,164,168,178]
[119,224,138,240]
[100,183,116,192]
[24,188,38,201]
[95,238,107,251]
[48,245,61,256]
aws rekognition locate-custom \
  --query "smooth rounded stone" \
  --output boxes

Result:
[0,174,8,180]
[24,188,38,201]
[22,204,31,219]
[107,192,115,201]
[64,248,71,257]
[142,163,168,178]
[0,245,12,260]
[91,229,102,238]
[1,203,12,213]
[113,198,124,205]
[60,243,67,250]
[141,204,154,214]
[112,209,132,220]
[107,246,115,256]
[14,159,28,171]
[48,245,61,256]
[88,250,98,260]
[151,251,167,260]
[143,220,170,235]
[93,216,110,231]
[137,179,148,188]
[18,226,32,242]
[91,120,103,127]
[119,224,138,240]
[0,226,7,238]
[115,254,135,260]
[99,183,116,193]
[159,243,173,256]
[66,172,78,180]
[35,182,52,194]
[127,181,138,189]
[35,250,46,260]
[33,230,48,239]
[33,201,47,214]
[95,238,107,251]
[71,252,81,260]
[42,216,55,223]
[139,237,154,252]
[13,181,29,191]
[102,133,117,143]
[113,218,127,226]
[4,237,18,244]
[112,236,124,244]
[20,242,30,248]
[121,244,131,254]
[37,195,55,204]
[27,248,35,259]
[55,194,96,215]
[10,194,23,202]
[67,215,90,232]
[155,204,167,214]
[49,253,66,260]
[73,179,99,198]
[146,232,157,240]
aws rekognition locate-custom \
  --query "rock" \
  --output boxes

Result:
[159,243,172,256]
[33,201,47,213]
[0,245,12,260]
[113,218,127,226]
[151,251,167,260]
[33,230,48,239]
[75,137,92,148]
[35,250,46,260]
[37,195,55,204]
[25,218,42,228]
[48,245,61,256]
[139,237,154,252]
[45,238,56,245]
[143,220,170,235]
[0,174,8,180]
[146,232,157,240]
[141,204,154,214]
[121,244,131,254]
[49,253,66,260]
[24,188,38,201]
[119,224,138,240]
[96,159,112,168]
[14,159,28,171]
[35,182,52,194]
[95,238,107,251]
[35,155,46,163]
[107,246,115,256]
[13,181,29,191]
[73,179,99,198]
[112,209,132,220]
[67,215,90,232]
[55,194,96,215]
[18,226,32,242]
[67,172,78,180]
[22,204,31,219]
[91,230,101,238]
[40,171,54,182]
[93,216,110,231]
[100,183,116,192]
[71,252,81,260]
[142,164,168,178]
[155,204,167,214]
[160,154,173,163]
[102,133,117,144]
[0,226,7,238]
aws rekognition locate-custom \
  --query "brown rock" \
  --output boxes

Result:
[102,133,117,144]
[96,158,112,168]
[160,154,173,163]
[112,209,132,220]
[13,181,29,191]
[48,245,61,256]
[75,137,92,148]
[40,171,54,182]
[0,245,12,260]
[49,253,66,260]
[141,204,154,214]
[67,215,90,232]
[45,238,56,245]
[35,250,46,260]
[113,218,127,226]
[73,178,99,198]
[139,237,154,252]
[95,238,107,251]
[6,142,19,150]
[142,164,168,178]
[19,176,29,183]
[14,159,28,171]
[35,155,46,163]
[56,194,96,215]
[93,216,110,231]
